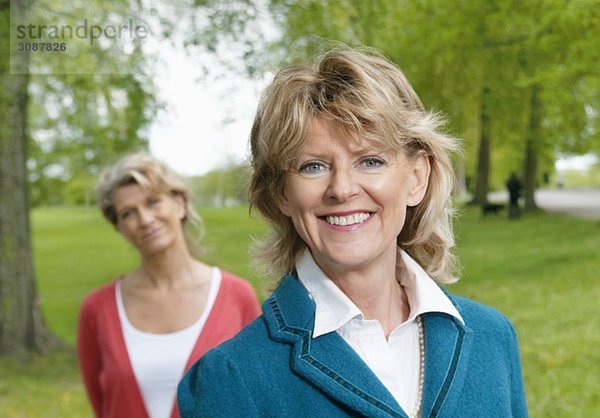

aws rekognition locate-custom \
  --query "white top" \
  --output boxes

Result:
[296,248,463,416]
[116,267,222,418]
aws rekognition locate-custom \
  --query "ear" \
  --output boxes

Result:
[407,153,431,207]
[173,194,187,221]
[278,191,292,217]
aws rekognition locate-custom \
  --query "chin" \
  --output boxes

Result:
[137,239,174,257]
[318,251,375,273]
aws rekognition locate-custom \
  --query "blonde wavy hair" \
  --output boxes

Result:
[249,47,462,284]
[97,152,204,256]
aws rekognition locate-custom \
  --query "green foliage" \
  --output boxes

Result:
[62,174,96,205]
[20,0,160,206]
[189,162,251,206]
[559,165,600,188]
[182,0,274,77]
[198,206,269,295]
[195,0,600,187]
[0,205,598,416]
[27,71,157,206]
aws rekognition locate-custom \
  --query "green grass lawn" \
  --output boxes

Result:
[0,205,598,417]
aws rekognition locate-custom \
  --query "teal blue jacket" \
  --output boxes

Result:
[178,274,528,417]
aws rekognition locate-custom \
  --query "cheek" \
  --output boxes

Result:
[370,177,411,222]
[118,225,136,242]
[283,195,319,241]
[169,206,184,223]
[280,180,316,217]
[288,208,313,237]
[289,215,317,251]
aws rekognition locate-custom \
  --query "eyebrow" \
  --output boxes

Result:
[297,145,391,159]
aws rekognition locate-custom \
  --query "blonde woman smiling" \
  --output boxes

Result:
[78,153,260,418]
[179,48,527,418]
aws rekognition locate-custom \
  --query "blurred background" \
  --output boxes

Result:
[1,0,599,416]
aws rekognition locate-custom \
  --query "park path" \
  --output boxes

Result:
[489,188,600,220]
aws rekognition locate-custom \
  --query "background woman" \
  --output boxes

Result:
[77,153,260,418]
[178,48,527,417]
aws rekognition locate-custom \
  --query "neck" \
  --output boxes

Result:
[137,239,199,290]
[324,249,410,337]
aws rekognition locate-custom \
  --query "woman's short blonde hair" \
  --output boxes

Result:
[249,47,461,284]
[97,152,204,255]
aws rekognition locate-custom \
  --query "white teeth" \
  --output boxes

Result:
[325,213,370,226]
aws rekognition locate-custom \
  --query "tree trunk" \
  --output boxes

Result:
[455,161,469,201]
[522,84,541,212]
[0,0,61,357]
[472,86,491,205]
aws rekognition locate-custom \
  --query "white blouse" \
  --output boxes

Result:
[116,268,222,418]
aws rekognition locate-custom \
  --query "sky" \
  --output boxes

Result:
[148,46,270,176]
[555,153,598,171]
[145,3,276,177]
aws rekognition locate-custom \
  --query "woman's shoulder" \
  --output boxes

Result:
[219,269,250,284]
[77,278,122,330]
[213,269,261,320]
[178,316,271,416]
[218,269,258,296]
[79,278,120,311]
[445,292,517,336]
[199,313,269,367]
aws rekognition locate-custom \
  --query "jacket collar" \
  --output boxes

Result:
[262,274,473,418]
[296,248,464,338]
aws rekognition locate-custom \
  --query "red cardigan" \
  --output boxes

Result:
[77,270,260,418]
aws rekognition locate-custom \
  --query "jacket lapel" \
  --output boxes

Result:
[420,311,473,418]
[263,275,408,418]
[263,275,474,418]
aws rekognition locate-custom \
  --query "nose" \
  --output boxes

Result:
[326,167,360,202]
[137,207,154,226]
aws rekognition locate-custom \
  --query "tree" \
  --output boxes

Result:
[0,0,60,357]
[472,87,492,205]
[507,0,600,209]
[194,0,600,209]
[190,161,251,207]
[27,72,156,206]
[24,0,159,206]
[264,0,518,206]
[0,0,161,356]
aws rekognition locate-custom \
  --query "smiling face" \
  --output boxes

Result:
[112,183,187,257]
[278,116,430,278]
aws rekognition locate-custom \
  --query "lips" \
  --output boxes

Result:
[324,212,372,226]
[142,227,162,240]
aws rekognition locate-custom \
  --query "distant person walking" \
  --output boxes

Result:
[506,172,522,219]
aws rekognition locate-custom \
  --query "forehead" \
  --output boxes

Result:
[112,183,158,209]
[300,116,395,156]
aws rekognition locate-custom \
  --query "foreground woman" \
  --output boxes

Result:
[179,48,527,417]
[77,153,260,418]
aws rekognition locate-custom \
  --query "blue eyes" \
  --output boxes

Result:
[361,157,384,169]
[298,157,385,175]
[299,161,326,174]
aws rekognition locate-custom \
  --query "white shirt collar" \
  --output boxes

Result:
[296,248,464,338]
